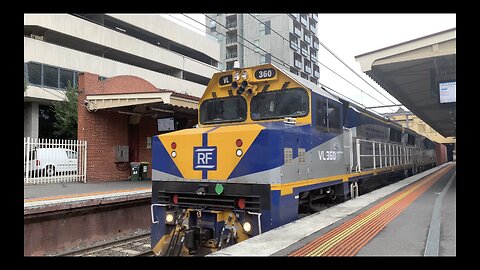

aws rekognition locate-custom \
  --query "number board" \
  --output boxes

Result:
[219,75,233,86]
[254,68,276,80]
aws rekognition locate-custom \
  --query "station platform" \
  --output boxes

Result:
[24,180,152,214]
[210,162,456,257]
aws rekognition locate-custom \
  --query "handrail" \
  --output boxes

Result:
[354,138,427,172]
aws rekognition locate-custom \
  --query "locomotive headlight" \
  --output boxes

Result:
[233,71,240,81]
[171,151,177,158]
[236,149,243,157]
[243,222,252,233]
[165,212,175,225]
[241,70,248,80]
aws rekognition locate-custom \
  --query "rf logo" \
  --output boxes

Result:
[193,146,217,170]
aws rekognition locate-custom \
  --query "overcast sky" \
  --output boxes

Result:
[162,13,456,114]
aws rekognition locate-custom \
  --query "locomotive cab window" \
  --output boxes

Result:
[250,88,309,120]
[200,96,247,124]
[315,98,341,133]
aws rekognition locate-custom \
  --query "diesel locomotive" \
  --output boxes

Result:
[150,63,437,255]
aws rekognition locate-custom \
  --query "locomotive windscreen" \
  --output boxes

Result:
[250,88,309,120]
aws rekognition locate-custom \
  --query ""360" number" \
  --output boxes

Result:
[255,68,276,80]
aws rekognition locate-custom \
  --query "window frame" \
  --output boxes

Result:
[250,88,309,121]
[199,95,247,125]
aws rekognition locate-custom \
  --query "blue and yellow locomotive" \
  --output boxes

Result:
[150,64,437,255]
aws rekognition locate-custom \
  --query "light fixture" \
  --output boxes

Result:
[243,222,252,233]
[236,149,243,157]
[171,151,177,158]
[165,212,175,224]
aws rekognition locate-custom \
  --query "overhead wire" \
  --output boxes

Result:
[202,14,292,69]
[246,13,398,112]
[182,14,289,70]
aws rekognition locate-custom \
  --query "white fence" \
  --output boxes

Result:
[24,137,87,185]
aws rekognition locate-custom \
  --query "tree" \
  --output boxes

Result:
[52,81,77,139]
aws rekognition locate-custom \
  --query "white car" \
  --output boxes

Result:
[24,148,78,177]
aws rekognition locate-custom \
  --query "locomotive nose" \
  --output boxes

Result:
[154,124,265,180]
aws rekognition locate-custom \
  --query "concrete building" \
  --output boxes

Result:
[24,13,220,138]
[206,13,320,84]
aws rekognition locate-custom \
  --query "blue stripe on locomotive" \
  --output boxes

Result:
[152,135,183,178]
[228,122,338,179]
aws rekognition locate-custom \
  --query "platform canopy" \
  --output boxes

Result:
[85,91,198,111]
[355,28,456,138]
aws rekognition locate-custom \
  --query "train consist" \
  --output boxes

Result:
[150,63,444,256]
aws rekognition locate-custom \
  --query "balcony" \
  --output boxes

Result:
[313,40,320,50]
[304,35,311,45]
[310,54,317,62]
[305,66,311,74]
[226,21,237,29]
[226,36,238,44]
[290,40,299,51]
[301,47,309,57]
[300,15,308,27]
[313,70,320,78]
[294,26,302,37]
[226,51,238,59]
[294,59,302,69]
[312,14,318,22]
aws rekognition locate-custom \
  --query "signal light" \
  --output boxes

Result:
[237,198,245,209]
[241,81,248,88]
[231,81,238,89]
[236,139,243,147]
[171,142,177,149]
[172,194,179,204]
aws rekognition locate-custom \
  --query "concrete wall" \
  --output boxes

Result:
[108,14,220,62]
[24,102,39,138]
[24,37,207,98]
[24,14,218,80]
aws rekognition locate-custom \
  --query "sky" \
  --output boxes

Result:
[162,13,456,114]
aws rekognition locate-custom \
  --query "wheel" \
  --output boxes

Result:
[45,165,56,177]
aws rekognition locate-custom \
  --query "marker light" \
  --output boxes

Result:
[165,213,174,224]
[241,70,248,80]
[171,142,177,149]
[237,198,245,209]
[243,222,252,233]
[236,139,243,147]
[236,149,243,157]
[171,151,177,158]
[233,71,240,81]
[172,194,179,204]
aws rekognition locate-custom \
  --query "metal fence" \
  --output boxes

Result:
[354,138,434,172]
[24,137,87,185]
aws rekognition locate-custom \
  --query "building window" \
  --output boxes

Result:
[43,65,59,88]
[264,21,271,35]
[60,69,74,89]
[260,53,270,64]
[27,62,42,85]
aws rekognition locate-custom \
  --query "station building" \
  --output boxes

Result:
[24,14,220,182]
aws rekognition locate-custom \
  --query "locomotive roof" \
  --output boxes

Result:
[272,64,430,141]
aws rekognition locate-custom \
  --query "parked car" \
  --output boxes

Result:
[24,148,78,177]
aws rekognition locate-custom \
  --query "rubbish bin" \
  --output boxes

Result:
[130,162,141,181]
[139,162,150,181]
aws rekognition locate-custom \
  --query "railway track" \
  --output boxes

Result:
[58,233,154,257]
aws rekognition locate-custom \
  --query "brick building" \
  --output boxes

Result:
[78,72,199,182]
